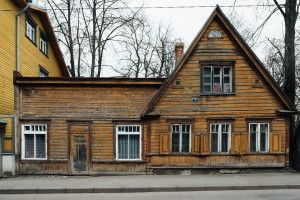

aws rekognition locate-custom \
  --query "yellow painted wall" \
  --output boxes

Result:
[0,1,63,115]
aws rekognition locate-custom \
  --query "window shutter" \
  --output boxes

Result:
[270,132,281,154]
[200,133,210,155]
[160,134,170,154]
[231,133,241,155]
[192,134,201,155]
[240,133,248,154]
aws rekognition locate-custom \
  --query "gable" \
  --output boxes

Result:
[142,6,295,117]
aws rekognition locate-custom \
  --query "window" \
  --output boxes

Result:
[116,125,141,160]
[249,123,269,153]
[210,123,231,153]
[39,66,49,77]
[25,14,36,43]
[208,29,222,38]
[171,124,191,153]
[40,30,48,55]
[201,63,234,94]
[22,124,47,159]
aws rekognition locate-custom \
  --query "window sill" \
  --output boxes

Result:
[25,35,37,47]
[39,49,49,58]
[201,93,236,96]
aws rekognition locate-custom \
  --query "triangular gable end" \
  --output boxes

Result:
[141,5,295,117]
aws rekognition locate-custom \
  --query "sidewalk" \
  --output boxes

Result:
[0,173,300,194]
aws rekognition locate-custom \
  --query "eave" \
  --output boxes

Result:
[15,0,69,77]
[14,76,166,87]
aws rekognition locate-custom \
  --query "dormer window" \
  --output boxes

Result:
[208,29,222,38]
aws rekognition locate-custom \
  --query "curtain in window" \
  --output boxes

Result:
[36,134,46,158]
[25,134,34,158]
[118,135,128,159]
[129,135,139,159]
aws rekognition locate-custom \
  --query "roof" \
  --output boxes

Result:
[141,5,296,116]
[15,0,69,77]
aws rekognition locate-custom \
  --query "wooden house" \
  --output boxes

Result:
[0,0,68,176]
[14,6,295,175]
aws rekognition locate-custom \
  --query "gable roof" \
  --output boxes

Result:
[15,0,69,77]
[141,5,295,117]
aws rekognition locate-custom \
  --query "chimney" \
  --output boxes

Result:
[175,42,184,65]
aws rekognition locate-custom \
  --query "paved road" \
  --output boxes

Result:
[1,190,300,200]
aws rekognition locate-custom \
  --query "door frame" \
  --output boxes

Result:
[68,121,92,175]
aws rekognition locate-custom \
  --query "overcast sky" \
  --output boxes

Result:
[34,0,288,76]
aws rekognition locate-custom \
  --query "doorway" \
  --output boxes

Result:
[69,123,90,174]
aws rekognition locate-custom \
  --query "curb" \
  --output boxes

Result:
[1,185,299,194]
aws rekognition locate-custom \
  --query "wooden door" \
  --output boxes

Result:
[69,124,90,174]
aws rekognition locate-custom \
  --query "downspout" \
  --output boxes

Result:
[16,1,32,72]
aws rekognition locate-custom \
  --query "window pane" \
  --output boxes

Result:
[129,135,140,159]
[224,67,230,75]
[36,134,46,158]
[223,84,231,92]
[214,77,220,83]
[250,124,257,152]
[204,77,211,84]
[213,84,221,92]
[25,134,34,158]
[224,77,230,83]
[221,133,228,152]
[204,85,211,93]
[118,135,128,159]
[211,133,218,152]
[204,67,211,75]
[181,133,189,152]
[172,133,180,152]
[214,67,220,75]
[260,131,266,152]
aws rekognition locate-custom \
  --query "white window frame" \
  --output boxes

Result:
[203,66,232,93]
[116,125,142,161]
[40,31,48,55]
[21,124,47,160]
[249,123,269,153]
[25,17,36,43]
[171,124,191,153]
[210,123,231,153]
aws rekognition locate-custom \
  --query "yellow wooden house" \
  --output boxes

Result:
[0,0,69,176]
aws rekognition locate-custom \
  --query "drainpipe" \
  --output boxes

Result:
[16,1,32,72]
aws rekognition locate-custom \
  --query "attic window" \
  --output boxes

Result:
[173,79,183,89]
[208,30,222,38]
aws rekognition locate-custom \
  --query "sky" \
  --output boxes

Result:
[33,0,288,76]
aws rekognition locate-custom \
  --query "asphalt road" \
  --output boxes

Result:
[1,190,300,200]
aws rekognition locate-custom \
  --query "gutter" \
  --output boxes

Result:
[16,1,32,72]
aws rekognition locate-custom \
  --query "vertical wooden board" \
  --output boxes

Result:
[160,134,170,154]
[270,133,281,154]
[231,134,241,155]
[192,135,201,154]
[201,134,210,155]
[240,134,248,154]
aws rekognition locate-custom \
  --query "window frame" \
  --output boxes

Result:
[249,123,270,153]
[210,123,231,154]
[171,123,192,154]
[39,66,49,77]
[200,61,235,95]
[39,30,48,56]
[25,14,37,44]
[115,125,142,161]
[21,124,47,160]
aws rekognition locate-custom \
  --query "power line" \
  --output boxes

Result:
[0,4,282,12]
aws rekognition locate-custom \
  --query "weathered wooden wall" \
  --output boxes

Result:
[19,84,159,174]
[148,18,289,168]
